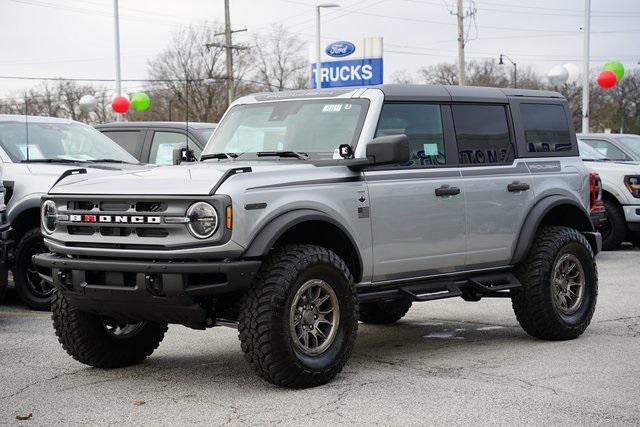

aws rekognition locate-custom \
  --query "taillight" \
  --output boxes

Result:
[589,171,604,212]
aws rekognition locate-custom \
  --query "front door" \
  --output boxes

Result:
[365,103,466,283]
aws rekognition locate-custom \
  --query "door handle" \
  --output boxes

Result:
[435,185,461,197]
[507,182,530,192]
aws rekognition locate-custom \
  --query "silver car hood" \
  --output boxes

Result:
[49,161,301,196]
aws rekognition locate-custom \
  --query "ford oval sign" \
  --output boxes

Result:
[326,41,356,58]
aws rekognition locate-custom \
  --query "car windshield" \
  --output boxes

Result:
[578,140,609,160]
[0,120,139,163]
[617,135,640,159]
[202,99,369,159]
[197,127,216,142]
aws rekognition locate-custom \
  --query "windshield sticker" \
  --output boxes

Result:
[18,144,44,159]
[423,144,439,156]
[323,104,343,112]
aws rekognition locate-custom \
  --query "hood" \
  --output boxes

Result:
[3,162,153,195]
[49,161,304,196]
[584,160,640,174]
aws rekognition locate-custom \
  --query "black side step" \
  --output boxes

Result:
[358,272,521,303]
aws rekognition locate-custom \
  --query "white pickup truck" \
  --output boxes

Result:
[578,135,640,250]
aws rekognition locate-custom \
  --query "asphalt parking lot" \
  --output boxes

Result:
[1,248,639,426]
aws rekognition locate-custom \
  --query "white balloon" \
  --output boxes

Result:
[547,65,569,86]
[563,63,580,84]
[79,94,97,113]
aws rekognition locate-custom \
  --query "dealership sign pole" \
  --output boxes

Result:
[310,37,383,89]
[112,0,122,122]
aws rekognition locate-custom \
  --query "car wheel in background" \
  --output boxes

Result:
[600,199,627,250]
[359,297,413,324]
[13,227,55,310]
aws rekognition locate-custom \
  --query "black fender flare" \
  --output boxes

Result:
[243,209,363,278]
[511,195,594,264]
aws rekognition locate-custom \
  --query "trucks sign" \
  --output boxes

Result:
[310,37,383,89]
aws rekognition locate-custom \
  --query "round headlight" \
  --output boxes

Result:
[41,200,57,234]
[186,202,218,239]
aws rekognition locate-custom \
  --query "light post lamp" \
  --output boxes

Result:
[315,3,340,89]
[499,54,517,88]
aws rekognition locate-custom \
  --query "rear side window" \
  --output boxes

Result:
[375,103,445,168]
[100,130,142,158]
[521,104,572,153]
[452,104,513,165]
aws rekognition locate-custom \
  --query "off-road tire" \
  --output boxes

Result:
[512,226,598,340]
[359,298,412,324]
[52,291,167,368]
[601,199,627,250]
[13,227,54,310]
[238,244,358,388]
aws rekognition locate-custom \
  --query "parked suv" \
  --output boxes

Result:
[96,122,216,165]
[578,138,640,249]
[0,177,8,304]
[0,115,150,309]
[35,86,600,388]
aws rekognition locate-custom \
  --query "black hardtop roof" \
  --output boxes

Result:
[249,84,564,103]
[95,121,216,130]
[373,84,564,102]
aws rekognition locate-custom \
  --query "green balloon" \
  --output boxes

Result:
[130,92,150,112]
[603,61,624,81]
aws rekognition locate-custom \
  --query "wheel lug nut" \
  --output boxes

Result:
[314,314,318,319]
[309,325,314,330]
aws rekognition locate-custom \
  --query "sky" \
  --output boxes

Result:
[0,0,639,97]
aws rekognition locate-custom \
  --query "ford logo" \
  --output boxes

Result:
[325,41,356,58]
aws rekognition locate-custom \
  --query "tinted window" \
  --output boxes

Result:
[521,104,572,153]
[581,138,630,161]
[150,131,202,165]
[375,103,445,167]
[452,104,513,165]
[100,130,142,158]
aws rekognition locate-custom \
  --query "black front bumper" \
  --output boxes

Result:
[33,253,261,326]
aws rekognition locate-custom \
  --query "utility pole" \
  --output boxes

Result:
[452,0,475,86]
[581,0,591,133]
[456,0,465,86]
[205,0,247,108]
[112,0,122,121]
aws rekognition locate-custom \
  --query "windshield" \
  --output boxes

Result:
[578,140,609,160]
[197,127,216,142]
[0,120,138,163]
[617,136,640,159]
[203,99,369,159]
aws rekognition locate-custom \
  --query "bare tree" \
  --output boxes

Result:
[251,24,308,91]
[146,22,254,122]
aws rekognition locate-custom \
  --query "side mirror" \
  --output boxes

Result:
[172,147,196,165]
[365,134,410,166]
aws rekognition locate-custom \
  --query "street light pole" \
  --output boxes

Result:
[582,0,591,133]
[315,3,340,89]
[112,0,122,122]
[499,54,517,88]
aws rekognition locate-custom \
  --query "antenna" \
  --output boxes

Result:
[24,91,29,162]
[185,78,189,161]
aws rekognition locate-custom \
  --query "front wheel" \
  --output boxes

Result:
[238,245,358,388]
[600,199,627,250]
[52,291,167,368]
[13,227,55,310]
[512,226,598,340]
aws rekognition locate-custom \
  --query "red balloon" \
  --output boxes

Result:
[111,96,130,113]
[596,70,617,89]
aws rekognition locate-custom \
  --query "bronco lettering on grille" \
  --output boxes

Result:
[69,214,161,224]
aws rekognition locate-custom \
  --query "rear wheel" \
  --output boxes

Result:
[512,226,598,340]
[359,297,412,324]
[14,228,55,310]
[238,244,358,388]
[600,199,627,250]
[52,291,167,368]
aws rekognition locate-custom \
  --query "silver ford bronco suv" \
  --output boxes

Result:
[34,85,601,388]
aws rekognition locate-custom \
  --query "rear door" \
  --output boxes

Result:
[365,102,466,282]
[453,103,534,266]
[99,129,145,161]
